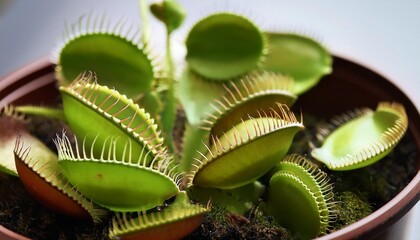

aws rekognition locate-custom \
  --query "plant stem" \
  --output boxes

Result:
[15,106,66,121]
[165,31,175,81]
[138,0,151,45]
[160,29,176,152]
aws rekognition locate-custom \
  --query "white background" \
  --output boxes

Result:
[0,0,419,239]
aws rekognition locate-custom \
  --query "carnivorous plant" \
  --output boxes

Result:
[0,1,410,239]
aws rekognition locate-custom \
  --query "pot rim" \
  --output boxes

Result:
[0,226,30,240]
[0,57,419,240]
[0,57,52,93]
[0,57,55,110]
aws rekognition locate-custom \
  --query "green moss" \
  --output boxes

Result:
[332,191,372,230]
[329,133,418,207]
[185,205,297,240]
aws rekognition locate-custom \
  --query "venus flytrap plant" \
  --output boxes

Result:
[179,12,267,126]
[54,7,168,136]
[266,154,335,239]
[0,107,105,221]
[54,132,179,212]
[185,13,266,80]
[201,72,297,137]
[311,102,408,170]
[149,0,186,152]
[0,1,413,239]
[262,32,332,95]
[56,10,156,82]
[179,71,297,173]
[54,67,207,237]
[187,103,304,189]
[109,192,209,240]
[0,106,28,176]
[59,73,165,166]
[56,16,158,102]
[14,136,106,221]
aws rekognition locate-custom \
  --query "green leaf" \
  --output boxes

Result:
[263,33,332,95]
[188,181,264,215]
[0,108,28,176]
[60,75,164,166]
[14,134,105,221]
[150,0,186,33]
[59,160,179,212]
[267,154,334,239]
[180,124,209,173]
[109,192,208,239]
[188,104,303,189]
[56,134,180,212]
[201,71,297,138]
[178,68,228,125]
[179,70,296,127]
[57,33,155,99]
[186,13,265,80]
[14,105,65,120]
[311,102,408,170]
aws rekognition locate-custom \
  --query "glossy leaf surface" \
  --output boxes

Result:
[186,13,265,80]
[58,33,154,98]
[311,102,408,170]
[263,33,332,94]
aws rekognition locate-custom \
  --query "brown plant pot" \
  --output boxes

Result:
[0,57,419,240]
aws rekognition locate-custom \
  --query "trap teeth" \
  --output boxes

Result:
[14,135,105,221]
[267,154,335,239]
[189,103,303,189]
[311,102,408,170]
[109,192,209,240]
